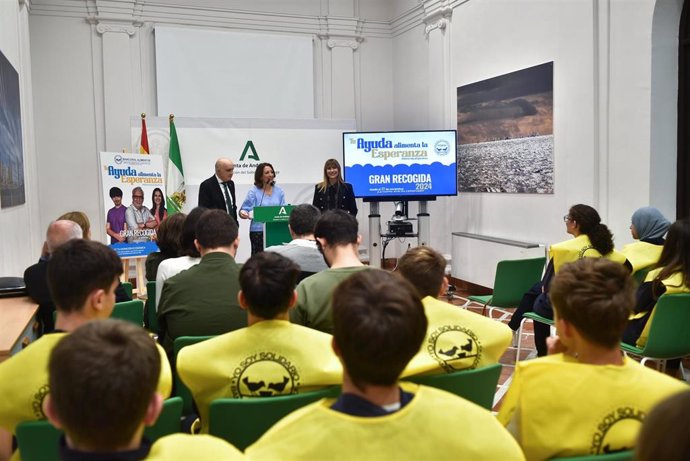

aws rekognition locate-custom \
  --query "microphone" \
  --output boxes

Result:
[269,180,276,186]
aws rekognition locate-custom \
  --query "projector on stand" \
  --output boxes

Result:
[388,219,413,236]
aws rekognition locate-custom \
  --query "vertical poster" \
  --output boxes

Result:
[457,62,554,194]
[0,50,25,208]
[99,152,165,258]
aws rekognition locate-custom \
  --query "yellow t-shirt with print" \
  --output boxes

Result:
[177,320,342,433]
[550,234,627,273]
[0,332,172,434]
[247,382,524,461]
[146,434,244,460]
[497,354,687,461]
[402,296,511,376]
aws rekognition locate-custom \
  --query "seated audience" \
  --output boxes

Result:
[146,212,186,281]
[157,209,245,354]
[498,258,686,461]
[507,204,627,356]
[396,246,512,375]
[155,207,205,310]
[622,219,690,374]
[44,319,243,460]
[24,220,82,335]
[634,390,690,461]
[265,203,328,276]
[621,206,670,273]
[177,252,342,432]
[247,270,524,460]
[290,210,371,333]
[1,240,172,460]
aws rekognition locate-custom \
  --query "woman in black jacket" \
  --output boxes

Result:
[312,159,357,216]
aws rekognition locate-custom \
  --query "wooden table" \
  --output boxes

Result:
[0,296,38,362]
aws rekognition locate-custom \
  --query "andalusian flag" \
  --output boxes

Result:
[166,114,185,214]
[139,113,149,154]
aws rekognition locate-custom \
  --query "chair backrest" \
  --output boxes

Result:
[16,420,61,461]
[173,335,214,415]
[643,293,690,358]
[111,299,144,326]
[143,396,183,441]
[16,397,184,461]
[208,386,340,451]
[552,449,633,460]
[490,257,546,307]
[145,280,158,334]
[403,363,502,410]
[121,281,134,299]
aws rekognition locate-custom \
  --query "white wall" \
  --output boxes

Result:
[0,0,40,277]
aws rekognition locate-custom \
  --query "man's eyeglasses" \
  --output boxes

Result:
[133,195,144,199]
[563,215,572,222]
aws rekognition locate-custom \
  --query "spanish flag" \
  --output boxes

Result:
[139,113,149,154]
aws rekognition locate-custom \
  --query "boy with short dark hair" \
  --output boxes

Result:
[290,210,371,333]
[45,319,243,460]
[106,186,127,243]
[247,270,524,460]
[177,252,341,433]
[498,258,686,460]
[0,240,172,460]
[397,246,512,375]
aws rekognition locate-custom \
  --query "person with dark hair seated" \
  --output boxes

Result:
[622,219,690,374]
[635,390,690,461]
[621,206,670,273]
[0,240,172,460]
[397,246,511,375]
[290,210,371,334]
[247,270,524,460]
[44,319,242,460]
[155,207,206,310]
[157,210,245,354]
[145,212,186,281]
[498,258,685,461]
[507,204,628,356]
[177,252,341,433]
[265,203,328,276]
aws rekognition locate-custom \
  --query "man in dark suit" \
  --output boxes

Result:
[198,158,237,224]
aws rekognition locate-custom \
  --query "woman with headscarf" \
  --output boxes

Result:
[621,206,670,274]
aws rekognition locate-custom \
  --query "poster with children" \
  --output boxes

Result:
[99,152,166,258]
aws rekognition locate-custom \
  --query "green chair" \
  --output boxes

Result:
[15,397,184,461]
[208,386,340,451]
[111,299,144,326]
[16,420,61,461]
[173,335,214,415]
[620,293,690,372]
[552,450,633,460]
[466,257,546,319]
[403,363,501,410]
[121,281,134,299]
[515,311,554,363]
[632,267,651,285]
[144,281,158,334]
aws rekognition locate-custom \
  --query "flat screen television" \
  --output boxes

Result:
[342,130,458,201]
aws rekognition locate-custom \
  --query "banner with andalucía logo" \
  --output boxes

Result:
[99,152,166,258]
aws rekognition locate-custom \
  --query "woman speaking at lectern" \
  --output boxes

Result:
[239,162,286,255]
[312,158,357,216]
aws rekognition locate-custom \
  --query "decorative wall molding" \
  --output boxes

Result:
[421,0,453,37]
[326,38,361,50]
[94,21,137,35]
[424,18,447,36]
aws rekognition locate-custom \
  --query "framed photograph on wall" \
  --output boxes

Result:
[0,50,26,208]
[457,62,554,194]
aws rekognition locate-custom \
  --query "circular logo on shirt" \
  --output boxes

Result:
[231,352,301,398]
[590,406,645,454]
[32,384,49,419]
[427,325,482,372]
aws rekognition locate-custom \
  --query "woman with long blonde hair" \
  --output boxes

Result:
[312,159,357,216]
